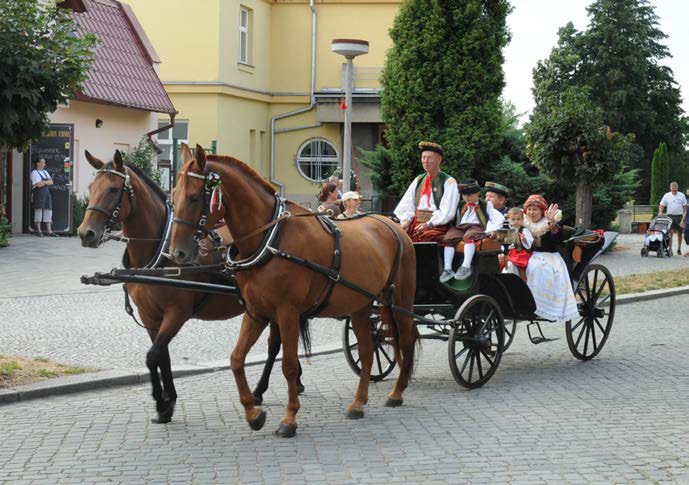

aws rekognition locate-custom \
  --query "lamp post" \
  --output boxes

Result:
[331,39,369,192]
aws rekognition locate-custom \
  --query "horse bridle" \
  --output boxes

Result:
[172,170,213,247]
[86,166,134,245]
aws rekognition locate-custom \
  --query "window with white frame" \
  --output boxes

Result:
[239,6,250,64]
[156,120,189,161]
[296,138,340,182]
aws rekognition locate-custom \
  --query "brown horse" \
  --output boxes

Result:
[77,149,303,423]
[170,144,419,437]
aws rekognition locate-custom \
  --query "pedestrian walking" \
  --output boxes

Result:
[658,181,686,254]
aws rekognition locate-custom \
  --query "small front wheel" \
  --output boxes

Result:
[342,315,397,381]
[448,295,505,388]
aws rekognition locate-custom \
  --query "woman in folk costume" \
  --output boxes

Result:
[523,195,579,322]
[394,141,459,243]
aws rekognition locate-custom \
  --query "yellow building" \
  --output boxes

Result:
[125,0,401,206]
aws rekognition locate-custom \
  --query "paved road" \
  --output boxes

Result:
[2,295,689,483]
[1,233,688,372]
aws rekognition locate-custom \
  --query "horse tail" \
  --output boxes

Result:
[379,305,400,358]
[299,316,312,358]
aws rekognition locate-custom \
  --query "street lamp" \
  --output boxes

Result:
[331,38,369,193]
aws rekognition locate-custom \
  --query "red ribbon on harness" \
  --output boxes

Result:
[210,186,223,215]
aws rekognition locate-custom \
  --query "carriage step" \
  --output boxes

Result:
[527,322,559,345]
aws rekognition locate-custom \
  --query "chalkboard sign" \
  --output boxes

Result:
[30,124,74,233]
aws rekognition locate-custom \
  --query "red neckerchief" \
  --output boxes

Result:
[419,173,434,207]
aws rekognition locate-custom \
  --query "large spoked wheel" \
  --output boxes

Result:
[343,315,397,382]
[503,319,517,352]
[448,295,505,389]
[566,264,616,361]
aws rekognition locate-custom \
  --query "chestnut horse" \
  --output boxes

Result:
[77,150,303,423]
[170,144,419,437]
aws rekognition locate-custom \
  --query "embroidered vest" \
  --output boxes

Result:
[458,199,488,229]
[414,171,451,209]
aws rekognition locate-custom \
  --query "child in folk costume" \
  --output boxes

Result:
[504,207,533,281]
[522,195,579,322]
[440,179,505,282]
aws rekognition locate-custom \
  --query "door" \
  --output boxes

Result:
[28,124,74,234]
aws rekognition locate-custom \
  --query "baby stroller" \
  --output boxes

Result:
[641,215,673,258]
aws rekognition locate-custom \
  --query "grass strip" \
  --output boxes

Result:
[615,268,689,295]
[0,355,92,388]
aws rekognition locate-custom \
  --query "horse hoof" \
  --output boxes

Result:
[274,423,297,438]
[249,411,267,431]
[151,399,175,423]
[346,408,364,420]
[385,397,403,408]
[253,394,263,406]
[297,384,305,394]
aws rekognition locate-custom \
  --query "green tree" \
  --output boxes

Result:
[650,143,669,209]
[381,0,511,193]
[357,145,394,196]
[526,86,629,228]
[0,1,95,148]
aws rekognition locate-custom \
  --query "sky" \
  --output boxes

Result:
[503,0,689,121]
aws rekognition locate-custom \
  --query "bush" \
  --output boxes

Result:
[121,137,162,185]
[71,193,89,235]
[358,145,394,196]
[0,213,11,248]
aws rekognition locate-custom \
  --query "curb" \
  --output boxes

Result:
[2,285,688,405]
[0,344,342,405]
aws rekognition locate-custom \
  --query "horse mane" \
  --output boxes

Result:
[207,154,276,195]
[105,161,168,203]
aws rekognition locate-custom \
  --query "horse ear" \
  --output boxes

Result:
[180,143,193,164]
[113,150,124,170]
[195,144,206,170]
[84,150,104,170]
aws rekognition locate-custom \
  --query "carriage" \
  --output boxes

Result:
[342,228,617,389]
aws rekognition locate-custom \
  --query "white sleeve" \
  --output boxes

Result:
[485,201,505,232]
[394,177,419,223]
[660,193,668,207]
[521,227,534,249]
[30,170,41,186]
[683,194,687,207]
[430,177,459,226]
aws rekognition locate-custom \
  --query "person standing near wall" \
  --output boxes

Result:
[30,158,57,237]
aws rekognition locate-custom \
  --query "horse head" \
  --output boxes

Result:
[170,143,223,263]
[78,149,133,247]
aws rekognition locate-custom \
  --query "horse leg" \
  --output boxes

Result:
[275,312,301,438]
[145,311,186,423]
[346,307,375,420]
[252,322,281,405]
[230,314,268,431]
[385,309,418,408]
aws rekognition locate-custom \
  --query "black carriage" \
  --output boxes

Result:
[343,228,617,388]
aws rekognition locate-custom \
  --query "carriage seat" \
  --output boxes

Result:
[454,238,502,255]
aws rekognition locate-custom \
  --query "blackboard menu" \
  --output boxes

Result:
[30,124,74,233]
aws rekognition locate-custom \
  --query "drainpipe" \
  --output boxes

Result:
[270,0,319,196]
[146,112,177,152]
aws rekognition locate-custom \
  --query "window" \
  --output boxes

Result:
[296,138,340,182]
[156,120,189,161]
[239,7,250,64]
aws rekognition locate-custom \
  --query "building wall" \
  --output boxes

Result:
[9,101,157,233]
[125,0,400,202]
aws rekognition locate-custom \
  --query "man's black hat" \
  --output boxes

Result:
[458,178,481,195]
[418,141,444,157]
[484,181,510,198]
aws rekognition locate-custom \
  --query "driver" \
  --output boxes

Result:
[394,141,459,243]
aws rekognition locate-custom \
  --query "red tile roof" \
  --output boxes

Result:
[71,0,176,114]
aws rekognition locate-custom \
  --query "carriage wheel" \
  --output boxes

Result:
[342,315,396,382]
[502,319,517,352]
[566,264,615,361]
[448,295,505,389]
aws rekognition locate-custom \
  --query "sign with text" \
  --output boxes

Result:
[30,124,74,233]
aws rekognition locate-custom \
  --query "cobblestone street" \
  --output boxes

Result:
[3,294,689,484]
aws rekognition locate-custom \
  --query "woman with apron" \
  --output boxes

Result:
[30,158,57,237]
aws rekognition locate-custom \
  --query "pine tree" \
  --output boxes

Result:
[649,143,666,209]
[381,0,511,193]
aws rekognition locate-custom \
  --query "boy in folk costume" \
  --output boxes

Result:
[440,179,505,282]
[394,142,459,243]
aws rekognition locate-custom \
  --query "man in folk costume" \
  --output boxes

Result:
[394,141,459,243]
[484,181,511,215]
[440,179,504,282]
